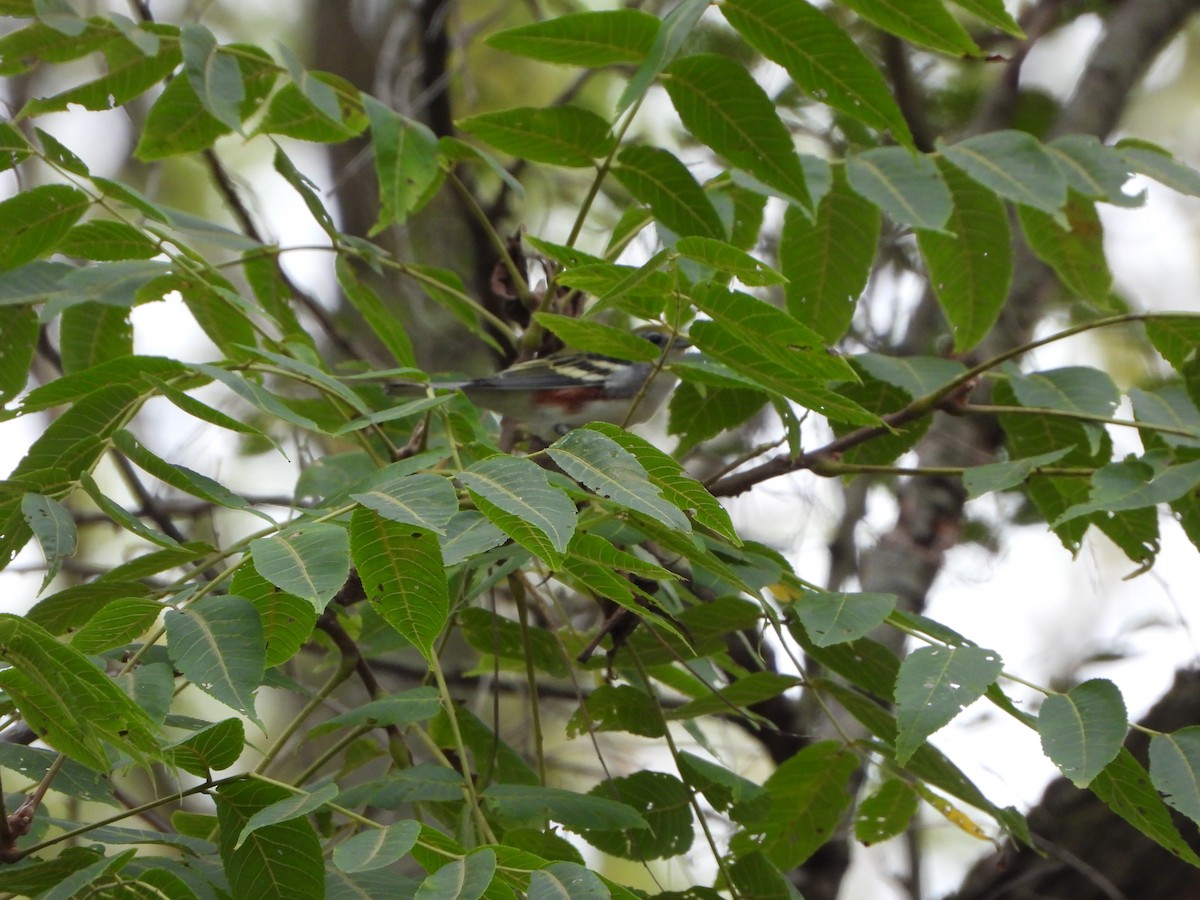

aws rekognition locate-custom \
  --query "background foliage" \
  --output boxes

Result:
[0,0,1199,898]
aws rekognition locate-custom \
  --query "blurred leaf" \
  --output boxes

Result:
[459,105,615,168]
[615,0,707,114]
[533,313,662,360]
[668,672,802,720]
[855,779,918,845]
[963,447,1073,498]
[0,306,36,403]
[837,0,978,54]
[488,9,658,66]
[0,184,90,270]
[483,784,648,832]
[460,607,569,678]
[1048,135,1140,207]
[1116,138,1200,198]
[364,95,441,230]
[528,863,610,900]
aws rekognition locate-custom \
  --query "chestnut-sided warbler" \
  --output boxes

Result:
[389,329,690,439]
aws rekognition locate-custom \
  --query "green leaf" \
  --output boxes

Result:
[1090,748,1200,866]
[528,862,610,900]
[113,429,272,522]
[947,0,1024,36]
[351,508,449,661]
[674,236,785,286]
[488,9,658,66]
[168,717,245,777]
[460,607,569,679]
[334,256,416,367]
[1038,678,1127,787]
[1144,315,1200,373]
[548,428,691,533]
[0,305,36,403]
[439,510,509,566]
[236,783,338,849]
[727,851,796,900]
[180,23,244,131]
[533,313,663,361]
[1048,135,1140,207]
[137,43,276,159]
[70,597,162,655]
[21,36,180,116]
[458,105,615,168]
[939,131,1067,220]
[612,144,725,240]
[780,172,880,343]
[1009,366,1120,419]
[668,381,769,454]
[846,147,953,231]
[721,0,912,145]
[458,455,577,567]
[414,848,495,900]
[0,184,90,270]
[228,563,316,668]
[364,94,441,230]
[581,772,692,860]
[663,54,811,210]
[483,784,648,833]
[351,471,458,535]
[1150,727,1200,828]
[962,447,1074,498]
[256,78,367,142]
[917,157,1012,351]
[216,779,324,900]
[21,491,76,585]
[855,779,919,846]
[689,284,877,424]
[584,423,739,543]
[567,683,665,739]
[795,591,897,647]
[894,644,1003,763]
[1116,138,1200,198]
[669,672,803,720]
[615,0,707,114]
[250,522,351,612]
[1055,456,1200,525]
[334,820,422,873]
[836,0,979,55]
[59,220,158,261]
[0,614,161,770]
[730,741,858,868]
[164,595,264,722]
[309,688,441,739]
[1018,195,1112,304]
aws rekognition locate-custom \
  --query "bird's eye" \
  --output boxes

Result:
[642,330,668,347]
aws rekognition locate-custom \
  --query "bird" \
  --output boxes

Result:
[388,328,690,439]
